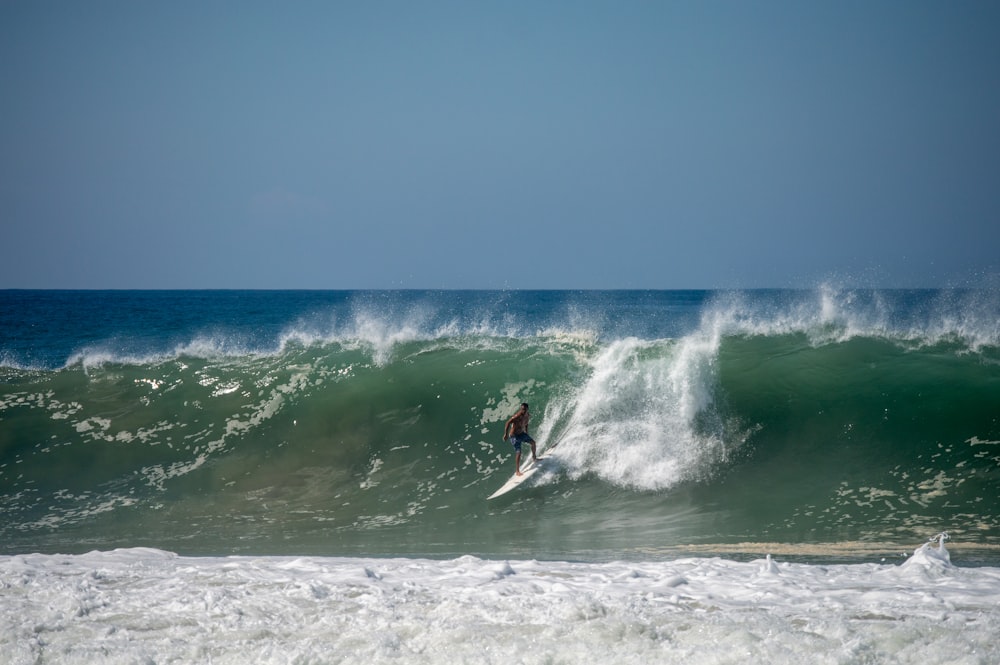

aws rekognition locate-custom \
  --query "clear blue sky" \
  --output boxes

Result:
[2,1,998,289]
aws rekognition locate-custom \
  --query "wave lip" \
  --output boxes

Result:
[701,286,1000,353]
[4,288,998,372]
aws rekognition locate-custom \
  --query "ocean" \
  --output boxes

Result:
[1,288,998,663]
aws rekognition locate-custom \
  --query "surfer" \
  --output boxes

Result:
[503,402,539,475]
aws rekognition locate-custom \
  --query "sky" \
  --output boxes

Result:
[1,1,998,289]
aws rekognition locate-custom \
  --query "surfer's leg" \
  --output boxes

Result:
[512,436,524,475]
[529,439,538,462]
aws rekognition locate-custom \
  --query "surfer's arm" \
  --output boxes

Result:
[503,414,520,440]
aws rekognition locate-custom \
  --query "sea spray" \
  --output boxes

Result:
[545,334,735,491]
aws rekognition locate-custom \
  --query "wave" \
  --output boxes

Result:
[1,288,998,556]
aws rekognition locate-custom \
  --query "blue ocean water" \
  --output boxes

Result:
[1,288,999,562]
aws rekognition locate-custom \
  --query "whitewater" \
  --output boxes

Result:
[2,288,999,663]
[2,536,998,664]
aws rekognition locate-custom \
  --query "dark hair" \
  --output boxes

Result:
[521,403,529,410]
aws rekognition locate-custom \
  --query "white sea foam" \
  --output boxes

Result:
[542,325,733,492]
[1,539,997,665]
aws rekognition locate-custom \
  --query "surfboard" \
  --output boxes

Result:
[487,456,545,500]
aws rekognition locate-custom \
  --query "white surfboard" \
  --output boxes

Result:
[487,456,545,500]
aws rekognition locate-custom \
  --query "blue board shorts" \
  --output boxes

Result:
[509,432,535,451]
